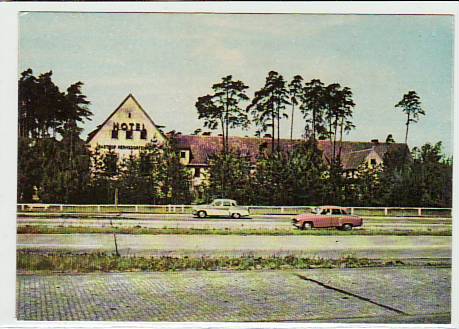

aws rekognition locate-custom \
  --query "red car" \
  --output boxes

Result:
[292,206,363,230]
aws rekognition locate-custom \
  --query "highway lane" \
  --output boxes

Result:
[17,215,452,232]
[17,234,451,259]
[17,212,452,222]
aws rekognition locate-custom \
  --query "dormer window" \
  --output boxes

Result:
[180,151,187,159]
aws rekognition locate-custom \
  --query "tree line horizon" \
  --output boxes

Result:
[196,72,424,153]
[17,69,452,207]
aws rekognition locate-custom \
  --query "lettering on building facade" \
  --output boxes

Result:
[113,122,146,132]
[101,144,147,150]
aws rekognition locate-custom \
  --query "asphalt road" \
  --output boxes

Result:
[17,233,451,259]
[17,267,450,322]
[17,214,452,232]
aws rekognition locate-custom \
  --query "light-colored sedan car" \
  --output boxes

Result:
[192,199,250,219]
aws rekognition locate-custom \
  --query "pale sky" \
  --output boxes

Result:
[19,13,454,154]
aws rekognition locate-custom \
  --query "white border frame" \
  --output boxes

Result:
[0,2,457,329]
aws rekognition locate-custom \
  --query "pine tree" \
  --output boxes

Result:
[395,91,425,144]
[196,75,250,153]
[288,75,304,141]
[248,71,290,152]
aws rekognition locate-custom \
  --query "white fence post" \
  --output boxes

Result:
[181,205,185,213]
[60,205,63,211]
[21,204,24,211]
[418,208,422,216]
[384,208,388,216]
[97,205,101,212]
[135,205,139,212]
[281,207,284,214]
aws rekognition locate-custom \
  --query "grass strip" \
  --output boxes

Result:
[17,225,452,236]
[17,251,417,273]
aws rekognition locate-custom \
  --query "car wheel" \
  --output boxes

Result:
[197,211,207,218]
[303,222,313,230]
[231,213,241,219]
[342,223,353,231]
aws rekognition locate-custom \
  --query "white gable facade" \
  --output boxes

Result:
[365,149,383,168]
[87,94,167,158]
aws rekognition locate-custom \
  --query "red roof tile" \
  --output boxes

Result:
[174,135,409,169]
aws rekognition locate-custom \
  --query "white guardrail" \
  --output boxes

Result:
[17,204,452,217]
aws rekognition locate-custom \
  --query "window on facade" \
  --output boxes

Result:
[370,159,377,166]
[128,112,132,118]
[111,130,118,139]
[180,151,187,159]
[126,130,133,139]
[194,167,200,177]
[140,129,147,140]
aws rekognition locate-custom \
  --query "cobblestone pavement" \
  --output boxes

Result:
[17,267,450,323]
[17,234,452,259]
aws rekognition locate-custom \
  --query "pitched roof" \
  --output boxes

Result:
[319,141,410,168]
[86,94,166,143]
[174,135,290,165]
[340,148,373,170]
[174,135,409,169]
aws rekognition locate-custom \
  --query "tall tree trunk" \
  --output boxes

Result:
[220,119,225,154]
[277,104,280,151]
[220,118,226,193]
[271,98,275,153]
[338,117,344,160]
[225,90,229,154]
[290,104,294,141]
[312,108,316,141]
[405,113,410,144]
[328,119,333,160]
[332,117,338,165]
